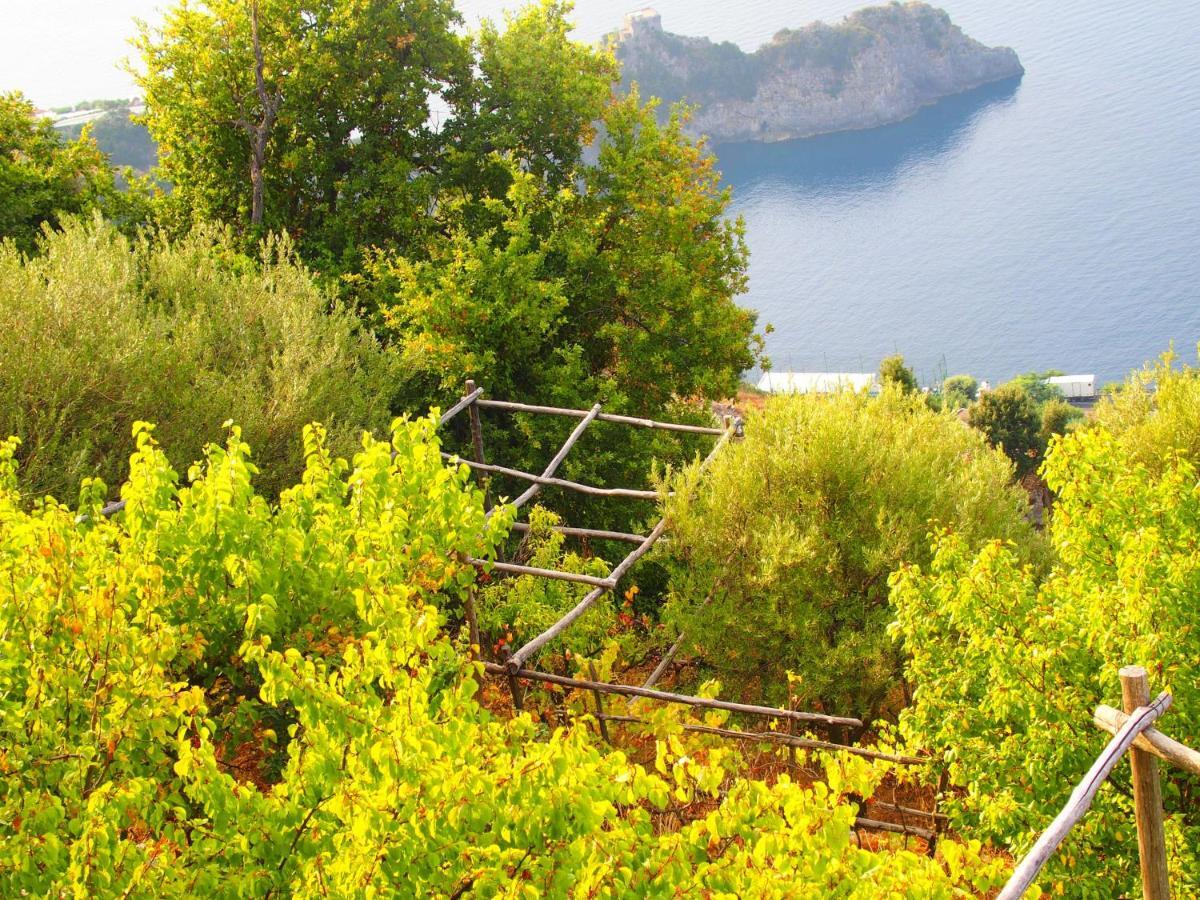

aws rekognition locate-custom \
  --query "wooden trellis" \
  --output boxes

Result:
[440,381,947,845]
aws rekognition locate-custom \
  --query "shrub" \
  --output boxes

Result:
[891,357,1200,894]
[0,216,396,501]
[1039,397,1083,446]
[0,419,1006,896]
[941,374,978,411]
[968,383,1042,475]
[879,353,919,394]
[1093,348,1200,471]
[658,388,1039,721]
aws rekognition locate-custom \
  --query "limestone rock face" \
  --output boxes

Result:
[610,3,1023,143]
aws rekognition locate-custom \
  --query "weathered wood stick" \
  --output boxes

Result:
[1094,704,1200,776]
[589,712,922,765]
[464,380,491,508]
[101,499,126,517]
[588,660,611,745]
[438,387,485,427]
[504,404,602,514]
[1120,667,1171,900]
[641,630,688,692]
[506,423,734,671]
[866,800,950,823]
[474,398,725,435]
[853,817,937,842]
[483,662,863,728]
[508,521,648,544]
[506,518,668,669]
[468,558,614,589]
[997,691,1173,900]
[441,453,662,500]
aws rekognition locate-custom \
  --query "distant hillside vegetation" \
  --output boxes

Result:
[52,101,157,173]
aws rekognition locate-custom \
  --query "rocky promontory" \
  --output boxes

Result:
[609,3,1023,143]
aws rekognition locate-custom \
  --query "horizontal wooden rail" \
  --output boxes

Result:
[483,662,863,729]
[442,453,662,500]
[438,387,485,427]
[509,521,648,544]
[506,424,734,671]
[506,518,668,670]
[1094,704,1200,776]
[469,558,614,589]
[504,404,601,515]
[854,816,937,842]
[475,398,725,435]
[998,691,1172,900]
[590,713,922,765]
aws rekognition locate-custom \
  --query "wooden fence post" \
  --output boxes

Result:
[1121,666,1171,900]
[588,660,612,745]
[465,379,491,508]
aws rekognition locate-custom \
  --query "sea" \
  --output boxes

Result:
[456,0,1200,387]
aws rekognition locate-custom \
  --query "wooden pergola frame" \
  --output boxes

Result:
[438,381,884,736]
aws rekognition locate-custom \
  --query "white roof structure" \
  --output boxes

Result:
[756,371,878,395]
[1045,374,1096,398]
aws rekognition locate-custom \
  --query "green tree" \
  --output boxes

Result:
[378,87,759,529]
[134,0,468,260]
[941,373,978,410]
[891,365,1200,894]
[0,92,139,253]
[879,354,919,394]
[1008,369,1065,405]
[968,383,1042,475]
[659,388,1039,720]
[444,0,618,200]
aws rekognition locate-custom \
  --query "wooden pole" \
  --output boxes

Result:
[502,404,602,515]
[468,558,616,589]
[1120,666,1172,900]
[506,518,668,669]
[1094,704,1200,776]
[588,660,612,745]
[484,662,863,729]
[641,629,687,691]
[464,380,491,508]
[997,691,1172,900]
[474,398,724,435]
[438,387,485,427]
[442,454,661,500]
[506,422,734,671]
[508,522,648,545]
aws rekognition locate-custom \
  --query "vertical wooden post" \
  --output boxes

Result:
[588,660,612,745]
[464,589,481,660]
[465,380,491,508]
[1121,665,1171,900]
[502,647,524,711]
[929,766,950,858]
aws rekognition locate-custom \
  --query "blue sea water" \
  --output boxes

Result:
[458,0,1200,386]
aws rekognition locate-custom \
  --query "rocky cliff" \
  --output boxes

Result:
[609,4,1023,143]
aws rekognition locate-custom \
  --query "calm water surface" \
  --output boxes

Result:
[458,0,1200,385]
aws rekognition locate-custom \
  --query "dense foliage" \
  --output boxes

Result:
[891,354,1200,896]
[968,383,1042,475]
[658,388,1039,721]
[0,418,1006,896]
[0,217,395,501]
[0,92,147,254]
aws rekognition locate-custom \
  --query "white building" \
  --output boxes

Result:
[756,372,878,395]
[1045,374,1096,399]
